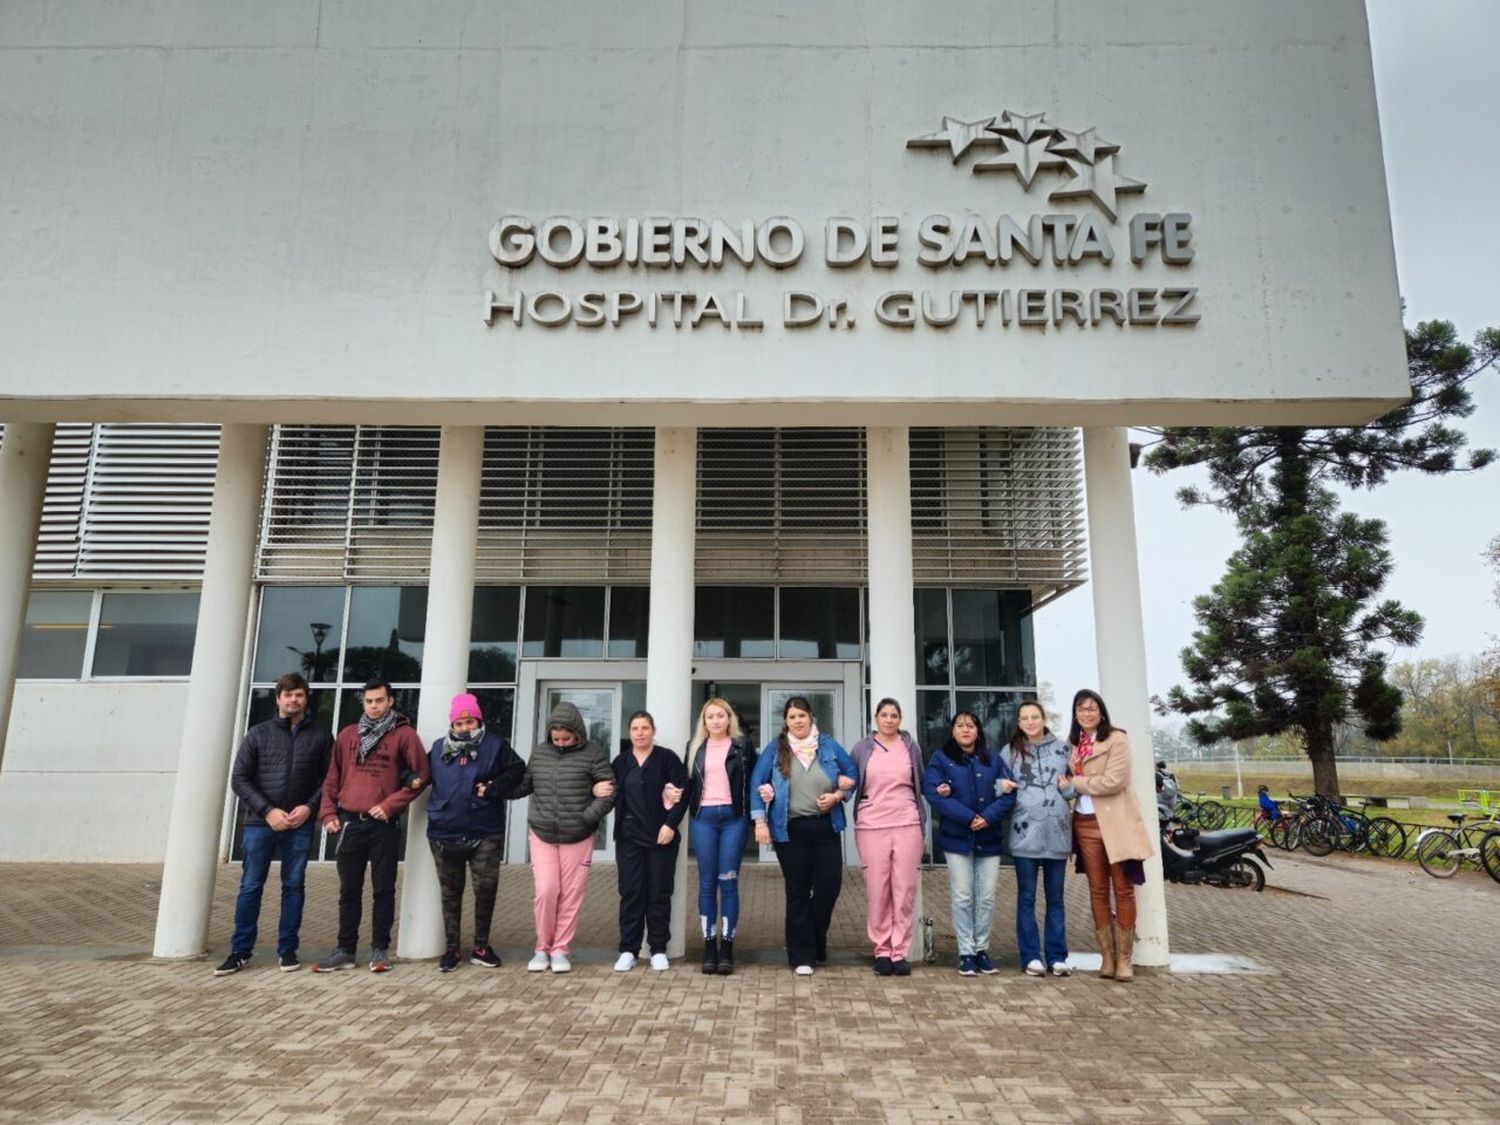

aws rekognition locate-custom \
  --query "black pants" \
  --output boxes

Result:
[428,835,503,949]
[335,817,401,952]
[617,836,680,955]
[773,816,844,968]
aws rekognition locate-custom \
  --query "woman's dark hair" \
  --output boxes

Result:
[1067,689,1119,747]
[776,695,815,779]
[627,709,655,730]
[941,710,990,766]
[1007,699,1050,762]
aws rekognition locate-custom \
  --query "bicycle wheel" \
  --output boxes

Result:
[1268,818,1293,851]
[1197,800,1227,830]
[1221,856,1266,891]
[1366,817,1407,859]
[1416,830,1461,878]
[1480,830,1500,885]
[1299,815,1335,857]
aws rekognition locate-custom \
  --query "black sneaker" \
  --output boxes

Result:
[277,951,300,973]
[439,948,461,973]
[891,959,912,977]
[974,951,1000,975]
[873,956,895,976]
[470,944,501,968]
[213,952,249,976]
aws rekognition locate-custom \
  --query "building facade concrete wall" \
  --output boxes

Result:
[0,681,191,860]
[0,0,1407,426]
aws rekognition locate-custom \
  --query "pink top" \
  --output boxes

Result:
[856,740,921,830]
[699,737,733,807]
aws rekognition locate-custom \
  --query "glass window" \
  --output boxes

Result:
[245,686,338,732]
[956,689,1026,751]
[254,586,345,684]
[90,592,199,677]
[916,689,952,768]
[522,586,605,657]
[17,591,92,678]
[343,587,427,684]
[951,590,1032,686]
[694,587,773,658]
[914,589,949,686]
[468,687,516,744]
[608,588,650,658]
[779,587,860,659]
[469,586,520,682]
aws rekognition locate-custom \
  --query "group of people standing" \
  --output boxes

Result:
[218,674,1153,981]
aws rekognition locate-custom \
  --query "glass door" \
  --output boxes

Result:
[537,682,620,861]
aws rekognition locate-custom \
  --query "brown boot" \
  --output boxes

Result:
[1095,926,1115,979]
[1113,923,1135,983]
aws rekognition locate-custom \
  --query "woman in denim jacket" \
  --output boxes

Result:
[750,696,858,976]
[924,711,1016,977]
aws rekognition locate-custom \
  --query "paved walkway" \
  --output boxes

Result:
[1,853,1497,1123]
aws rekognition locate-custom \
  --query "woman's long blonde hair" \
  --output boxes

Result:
[692,697,744,757]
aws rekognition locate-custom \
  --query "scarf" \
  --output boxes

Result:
[789,724,820,769]
[1074,729,1096,771]
[357,709,398,763]
[442,725,485,764]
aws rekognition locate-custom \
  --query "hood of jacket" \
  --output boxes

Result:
[544,701,591,750]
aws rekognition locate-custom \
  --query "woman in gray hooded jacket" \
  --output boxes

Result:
[999,700,1074,978]
[510,701,615,973]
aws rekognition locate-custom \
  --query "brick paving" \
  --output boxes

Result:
[1,853,1497,1123]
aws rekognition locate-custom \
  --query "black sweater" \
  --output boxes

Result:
[231,713,334,826]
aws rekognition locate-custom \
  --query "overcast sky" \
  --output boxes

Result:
[1032,0,1500,717]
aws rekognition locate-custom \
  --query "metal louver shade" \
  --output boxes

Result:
[257,425,440,581]
[910,427,1086,605]
[696,428,868,585]
[477,427,654,583]
[31,423,220,580]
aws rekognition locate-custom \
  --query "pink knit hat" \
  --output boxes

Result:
[449,693,483,724]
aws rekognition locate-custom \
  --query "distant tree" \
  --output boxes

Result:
[1145,320,1498,800]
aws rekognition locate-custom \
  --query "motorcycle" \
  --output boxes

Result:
[1159,817,1272,892]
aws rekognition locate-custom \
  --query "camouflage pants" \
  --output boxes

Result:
[428,835,503,948]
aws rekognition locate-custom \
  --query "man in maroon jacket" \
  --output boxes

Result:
[312,678,430,973]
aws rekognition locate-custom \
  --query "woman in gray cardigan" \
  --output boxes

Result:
[999,700,1074,978]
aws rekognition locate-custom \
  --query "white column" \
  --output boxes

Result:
[1082,427,1168,967]
[0,422,55,773]
[154,424,268,958]
[400,425,484,960]
[865,426,923,960]
[646,426,696,960]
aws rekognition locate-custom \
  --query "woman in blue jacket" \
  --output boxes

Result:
[750,696,858,975]
[425,693,526,972]
[924,710,1016,976]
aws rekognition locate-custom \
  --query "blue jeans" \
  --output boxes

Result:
[945,851,999,957]
[1013,855,1068,967]
[690,805,750,939]
[230,822,316,957]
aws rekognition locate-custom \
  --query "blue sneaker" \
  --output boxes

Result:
[957,955,978,977]
[974,951,1000,975]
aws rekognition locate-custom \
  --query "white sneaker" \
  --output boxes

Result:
[1050,961,1072,977]
[1024,959,1045,977]
[650,953,670,972]
[613,952,636,972]
[794,964,814,976]
[527,951,549,972]
[549,952,572,973]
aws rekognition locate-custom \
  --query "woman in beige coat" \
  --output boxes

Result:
[1067,689,1154,982]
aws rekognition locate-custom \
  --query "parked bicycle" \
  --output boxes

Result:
[1481,829,1500,885]
[1176,791,1228,830]
[1414,812,1500,878]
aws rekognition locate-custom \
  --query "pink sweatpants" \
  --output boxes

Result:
[856,823,925,959]
[529,832,594,955]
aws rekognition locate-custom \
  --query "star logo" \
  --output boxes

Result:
[973,135,1068,189]
[1046,154,1146,222]
[906,109,1148,222]
[1046,127,1120,167]
[905,116,1003,162]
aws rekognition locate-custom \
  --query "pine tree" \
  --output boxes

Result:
[1145,320,1498,799]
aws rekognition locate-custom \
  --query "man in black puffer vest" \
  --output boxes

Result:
[215,672,333,975]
